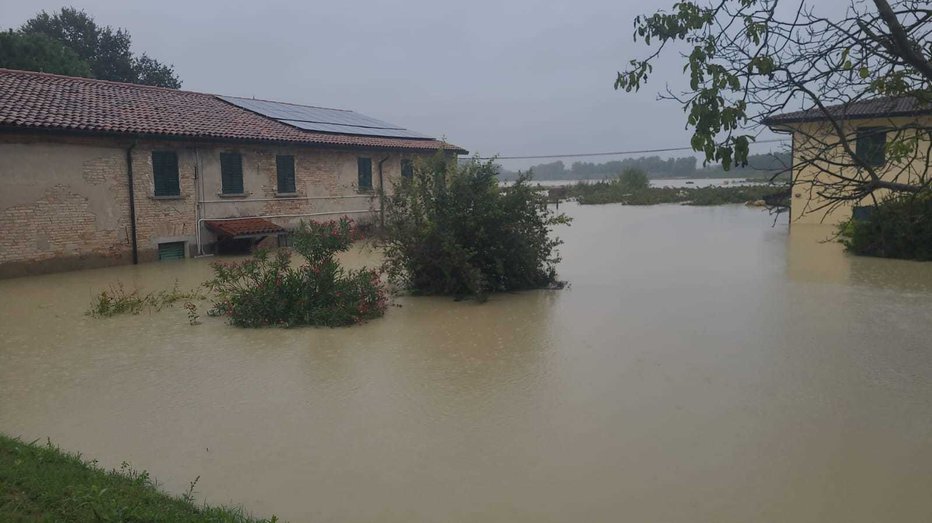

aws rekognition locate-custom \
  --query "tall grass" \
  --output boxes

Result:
[86,280,206,318]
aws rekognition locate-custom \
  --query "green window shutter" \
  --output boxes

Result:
[855,128,886,167]
[358,157,372,190]
[220,152,244,194]
[401,159,414,179]
[158,241,186,260]
[276,155,296,193]
[152,151,180,196]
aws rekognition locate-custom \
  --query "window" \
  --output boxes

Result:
[276,155,296,194]
[852,205,874,221]
[158,241,186,261]
[401,159,414,179]
[152,151,180,196]
[855,127,886,167]
[220,152,244,194]
[357,157,372,190]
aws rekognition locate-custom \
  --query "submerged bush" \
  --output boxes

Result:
[382,155,569,299]
[839,192,932,260]
[206,218,387,327]
[87,281,205,318]
[617,167,650,191]
[569,179,788,206]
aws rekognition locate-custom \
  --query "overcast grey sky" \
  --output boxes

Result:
[2,0,785,169]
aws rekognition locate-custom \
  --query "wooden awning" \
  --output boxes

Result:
[205,217,285,239]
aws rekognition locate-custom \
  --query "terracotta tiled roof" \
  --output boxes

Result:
[205,218,285,237]
[0,68,466,153]
[762,95,932,126]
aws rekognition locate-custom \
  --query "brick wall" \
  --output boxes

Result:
[129,143,197,261]
[0,137,132,276]
[0,132,434,277]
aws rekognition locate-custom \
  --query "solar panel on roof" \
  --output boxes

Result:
[279,119,430,138]
[217,95,432,139]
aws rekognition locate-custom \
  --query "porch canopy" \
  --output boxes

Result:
[205,217,285,240]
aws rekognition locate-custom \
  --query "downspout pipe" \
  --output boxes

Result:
[377,156,389,229]
[194,146,206,256]
[126,142,139,264]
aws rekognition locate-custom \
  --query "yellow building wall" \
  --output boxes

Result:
[787,115,931,225]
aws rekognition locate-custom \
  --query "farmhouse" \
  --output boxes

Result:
[763,96,932,225]
[0,68,465,277]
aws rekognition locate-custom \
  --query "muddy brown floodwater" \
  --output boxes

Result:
[2,202,932,522]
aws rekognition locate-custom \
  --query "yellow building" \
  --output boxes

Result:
[763,96,932,225]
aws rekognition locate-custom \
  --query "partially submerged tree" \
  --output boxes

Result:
[383,154,569,300]
[616,0,931,218]
[617,167,651,191]
[11,7,181,88]
[206,219,387,328]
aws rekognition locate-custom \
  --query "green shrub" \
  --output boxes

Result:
[383,155,569,299]
[839,192,932,260]
[88,283,148,317]
[206,218,388,327]
[617,167,650,191]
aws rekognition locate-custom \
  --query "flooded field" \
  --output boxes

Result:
[501,177,767,188]
[2,203,932,522]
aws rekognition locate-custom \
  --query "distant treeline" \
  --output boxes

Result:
[495,152,791,181]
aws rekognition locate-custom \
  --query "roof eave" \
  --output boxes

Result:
[762,108,932,128]
[0,125,467,154]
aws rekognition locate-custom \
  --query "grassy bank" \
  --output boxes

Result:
[567,180,789,206]
[0,434,275,522]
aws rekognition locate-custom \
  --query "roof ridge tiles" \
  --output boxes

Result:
[0,67,212,96]
[0,68,467,153]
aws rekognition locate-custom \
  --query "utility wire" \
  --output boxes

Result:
[474,138,788,161]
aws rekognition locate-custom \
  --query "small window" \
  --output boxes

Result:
[855,128,886,167]
[152,151,180,196]
[158,241,186,261]
[852,205,874,221]
[276,155,296,193]
[357,157,372,190]
[401,159,414,179]
[220,152,244,194]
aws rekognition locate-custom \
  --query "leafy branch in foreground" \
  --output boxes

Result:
[616,0,931,218]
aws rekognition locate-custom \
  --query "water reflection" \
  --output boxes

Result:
[787,223,932,293]
[1,203,931,522]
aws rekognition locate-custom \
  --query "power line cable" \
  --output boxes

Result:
[474,138,788,160]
